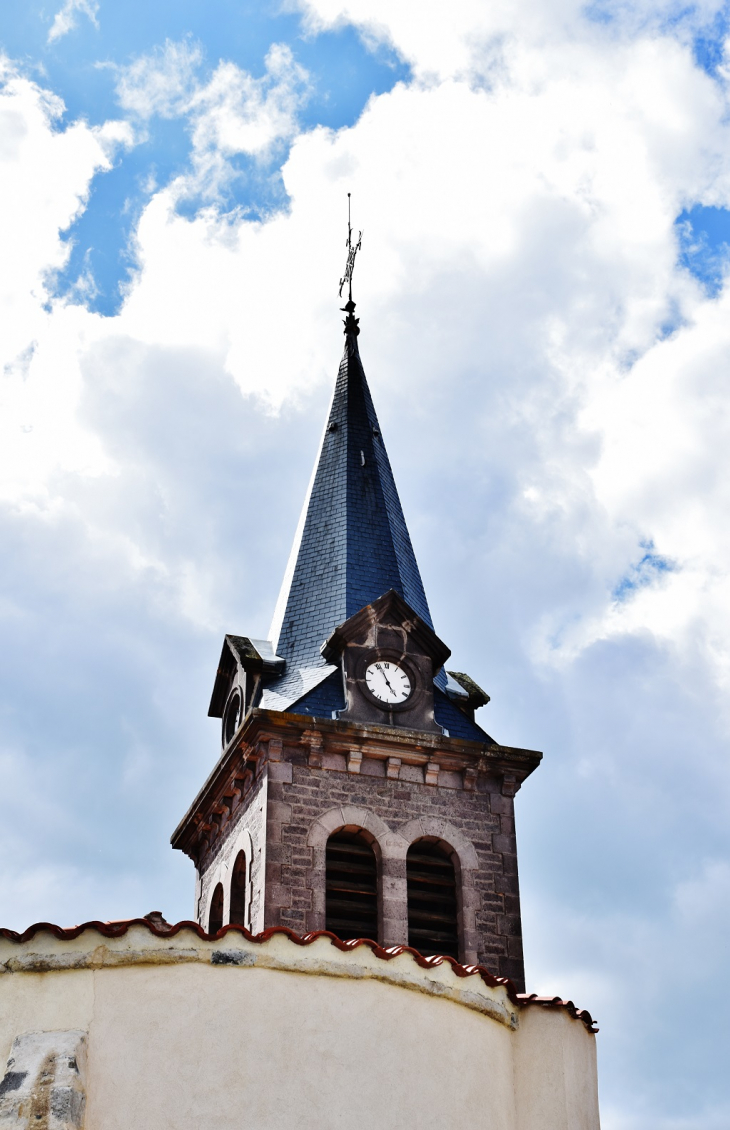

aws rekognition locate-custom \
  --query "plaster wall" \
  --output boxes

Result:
[0,925,599,1130]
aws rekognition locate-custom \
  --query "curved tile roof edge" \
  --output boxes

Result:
[0,918,597,1032]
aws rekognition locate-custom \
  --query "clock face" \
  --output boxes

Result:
[365,660,412,705]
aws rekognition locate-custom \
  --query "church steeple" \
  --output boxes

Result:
[269,315,433,678]
[262,203,439,717]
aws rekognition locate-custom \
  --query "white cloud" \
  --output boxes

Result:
[295,0,729,80]
[115,40,309,197]
[187,44,309,187]
[0,60,132,502]
[47,0,99,44]
[7,17,730,644]
[115,38,204,119]
[530,284,730,706]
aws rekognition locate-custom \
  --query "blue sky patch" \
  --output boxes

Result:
[693,6,730,76]
[676,204,730,296]
[612,541,675,603]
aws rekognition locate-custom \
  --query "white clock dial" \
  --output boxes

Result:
[365,660,412,704]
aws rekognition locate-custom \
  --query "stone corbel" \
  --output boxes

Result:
[502,772,519,797]
[347,748,363,774]
[462,766,478,791]
[425,761,440,786]
[301,729,323,768]
[233,770,253,796]
[386,756,401,779]
[210,805,228,831]
[267,737,283,762]
[221,792,238,816]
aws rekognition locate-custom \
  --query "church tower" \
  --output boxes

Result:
[171,228,542,993]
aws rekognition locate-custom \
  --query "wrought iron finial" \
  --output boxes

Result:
[339,193,362,336]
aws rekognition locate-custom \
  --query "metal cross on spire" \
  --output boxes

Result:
[341,193,363,334]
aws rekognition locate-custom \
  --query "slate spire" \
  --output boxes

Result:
[269,310,433,674]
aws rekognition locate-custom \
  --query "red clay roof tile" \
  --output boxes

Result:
[0,918,597,1032]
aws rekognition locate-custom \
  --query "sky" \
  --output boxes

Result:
[2,0,730,1125]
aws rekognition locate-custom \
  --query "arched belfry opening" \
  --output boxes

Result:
[325,831,378,942]
[229,851,247,926]
[208,882,224,935]
[406,840,459,961]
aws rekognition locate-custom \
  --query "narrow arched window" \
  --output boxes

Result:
[407,840,459,960]
[325,831,378,942]
[208,882,224,935]
[229,851,247,926]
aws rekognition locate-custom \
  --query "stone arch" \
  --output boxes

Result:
[307,805,391,851]
[200,859,228,931]
[306,806,401,942]
[397,817,480,964]
[396,817,479,869]
[225,827,254,930]
[208,882,224,936]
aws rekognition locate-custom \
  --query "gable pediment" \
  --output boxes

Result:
[320,589,451,734]
[320,589,451,672]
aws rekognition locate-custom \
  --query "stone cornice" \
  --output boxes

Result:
[170,709,542,861]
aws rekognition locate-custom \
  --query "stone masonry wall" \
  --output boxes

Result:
[263,742,525,991]
[198,773,268,935]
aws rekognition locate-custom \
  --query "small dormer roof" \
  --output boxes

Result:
[208,635,285,718]
[446,671,491,710]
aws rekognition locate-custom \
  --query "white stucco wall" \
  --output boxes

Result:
[0,925,599,1130]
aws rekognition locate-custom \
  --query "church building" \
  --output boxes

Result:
[0,228,601,1130]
